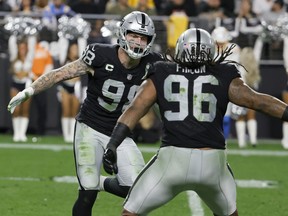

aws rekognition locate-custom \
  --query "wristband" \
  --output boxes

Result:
[107,122,131,149]
[24,86,35,97]
[282,106,288,121]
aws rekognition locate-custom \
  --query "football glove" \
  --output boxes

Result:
[103,146,118,175]
[7,87,34,114]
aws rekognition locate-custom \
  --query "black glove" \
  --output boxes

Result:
[102,122,131,175]
[103,146,118,175]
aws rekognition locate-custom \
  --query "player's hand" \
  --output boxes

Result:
[7,87,34,114]
[103,147,118,175]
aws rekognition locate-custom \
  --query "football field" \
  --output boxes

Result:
[0,134,288,216]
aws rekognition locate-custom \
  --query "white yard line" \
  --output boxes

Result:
[0,143,72,151]
[187,191,205,216]
[0,143,287,157]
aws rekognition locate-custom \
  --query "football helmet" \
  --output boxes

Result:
[174,28,215,64]
[118,11,156,59]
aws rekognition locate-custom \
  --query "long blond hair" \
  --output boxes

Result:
[239,47,261,89]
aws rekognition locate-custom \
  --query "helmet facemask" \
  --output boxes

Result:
[118,11,156,59]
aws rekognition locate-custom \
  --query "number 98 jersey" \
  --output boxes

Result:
[76,43,163,136]
[148,61,241,149]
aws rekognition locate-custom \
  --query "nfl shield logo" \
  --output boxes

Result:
[127,74,133,80]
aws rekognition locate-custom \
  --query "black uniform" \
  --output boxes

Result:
[149,61,240,149]
[123,61,241,216]
[76,43,163,136]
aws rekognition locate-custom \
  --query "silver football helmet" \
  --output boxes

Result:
[174,28,215,64]
[118,11,156,59]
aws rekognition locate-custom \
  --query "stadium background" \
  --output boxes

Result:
[0,14,287,139]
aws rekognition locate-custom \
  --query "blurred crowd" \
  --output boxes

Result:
[1,0,288,146]
[1,0,288,55]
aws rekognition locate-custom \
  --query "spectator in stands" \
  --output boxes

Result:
[151,0,166,14]
[221,0,235,14]
[58,42,81,142]
[87,20,111,44]
[9,37,33,142]
[160,0,198,17]
[6,0,21,11]
[134,0,157,15]
[42,0,76,30]
[254,0,286,60]
[236,0,262,49]
[260,0,286,23]
[0,0,12,11]
[161,0,198,50]
[198,0,235,32]
[95,0,109,14]
[30,38,54,136]
[34,0,49,12]
[106,0,133,17]
[70,0,105,15]
[18,0,34,14]
[198,0,233,20]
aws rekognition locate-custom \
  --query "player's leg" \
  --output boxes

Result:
[101,176,130,198]
[102,137,145,198]
[196,150,237,216]
[72,121,104,216]
[123,146,187,215]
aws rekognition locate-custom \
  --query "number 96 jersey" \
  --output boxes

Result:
[76,43,163,136]
[148,61,241,149]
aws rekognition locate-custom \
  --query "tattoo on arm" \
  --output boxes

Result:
[31,59,92,94]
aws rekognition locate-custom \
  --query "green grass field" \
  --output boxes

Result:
[0,134,288,216]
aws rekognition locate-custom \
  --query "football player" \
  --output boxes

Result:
[7,11,163,216]
[103,28,288,216]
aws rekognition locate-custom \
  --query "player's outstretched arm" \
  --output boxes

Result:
[7,59,92,113]
[229,77,288,121]
[31,59,92,95]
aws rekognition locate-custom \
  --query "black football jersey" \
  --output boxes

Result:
[149,62,241,149]
[76,43,163,136]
